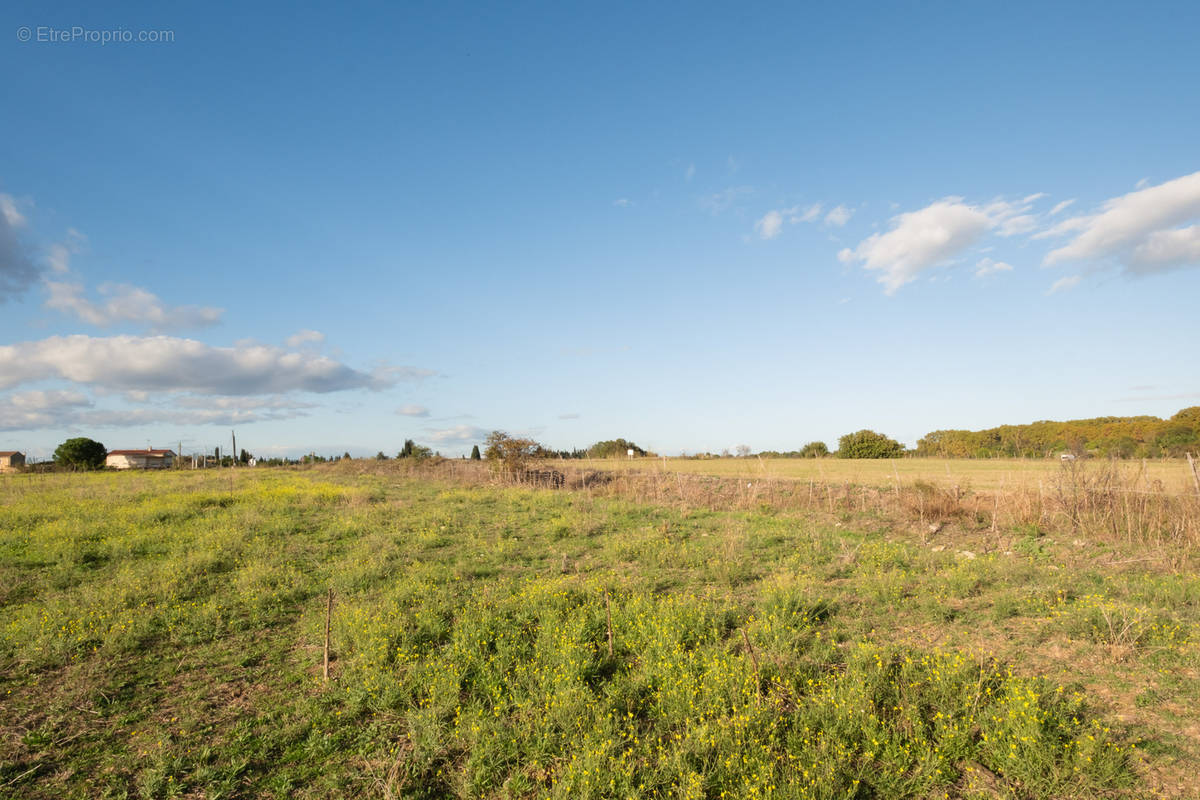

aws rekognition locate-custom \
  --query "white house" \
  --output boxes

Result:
[106,449,176,470]
[0,451,25,473]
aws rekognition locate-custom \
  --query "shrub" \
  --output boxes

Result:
[484,431,544,473]
[800,441,830,458]
[588,438,647,458]
[837,430,905,459]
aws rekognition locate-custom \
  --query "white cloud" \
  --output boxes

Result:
[823,205,853,227]
[1042,170,1200,274]
[998,214,1038,236]
[558,413,580,420]
[0,390,92,431]
[0,192,38,301]
[44,281,223,331]
[974,258,1014,278]
[754,210,784,240]
[427,424,489,443]
[1049,199,1076,216]
[754,203,823,240]
[838,198,994,293]
[1047,275,1082,294]
[397,404,430,417]
[45,229,86,274]
[797,203,822,223]
[285,329,325,347]
[0,334,428,395]
[613,197,632,208]
[699,186,752,215]
[1130,225,1200,267]
[1023,193,1047,204]
[685,163,696,181]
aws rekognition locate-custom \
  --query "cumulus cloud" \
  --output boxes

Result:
[0,334,428,395]
[0,390,93,431]
[838,198,994,293]
[44,281,223,331]
[1041,170,1200,274]
[974,258,1014,278]
[427,424,490,443]
[396,404,430,417]
[285,329,325,347]
[1047,275,1082,294]
[0,192,39,302]
[823,205,853,227]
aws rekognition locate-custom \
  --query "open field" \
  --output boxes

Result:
[2,463,1199,798]
[573,457,1200,493]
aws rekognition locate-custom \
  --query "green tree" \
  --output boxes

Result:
[375,451,388,460]
[837,430,905,459]
[54,437,107,470]
[241,449,252,464]
[799,441,829,458]
[470,444,481,460]
[588,438,647,458]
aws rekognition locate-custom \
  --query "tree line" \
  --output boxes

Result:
[915,407,1200,459]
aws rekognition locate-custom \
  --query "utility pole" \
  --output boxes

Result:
[231,430,237,468]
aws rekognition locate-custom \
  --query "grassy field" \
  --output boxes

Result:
[1,464,1198,798]
[573,457,1199,493]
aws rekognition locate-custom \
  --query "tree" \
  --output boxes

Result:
[54,437,107,470]
[241,449,252,464]
[837,430,905,459]
[588,438,647,458]
[470,444,481,460]
[799,441,829,458]
[735,444,751,458]
[375,451,388,460]
[484,430,543,473]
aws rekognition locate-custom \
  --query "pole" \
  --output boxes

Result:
[323,588,333,681]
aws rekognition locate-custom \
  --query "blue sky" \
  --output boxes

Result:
[2,1,1199,459]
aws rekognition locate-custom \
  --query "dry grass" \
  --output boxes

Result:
[341,456,1200,555]
[572,455,1199,492]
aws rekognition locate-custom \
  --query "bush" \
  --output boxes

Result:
[53,438,107,470]
[484,431,544,473]
[837,430,905,459]
[799,441,829,458]
[588,438,647,458]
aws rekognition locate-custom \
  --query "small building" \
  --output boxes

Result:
[0,451,25,473]
[106,449,176,470]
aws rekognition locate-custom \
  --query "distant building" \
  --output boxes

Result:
[106,449,176,470]
[0,451,25,473]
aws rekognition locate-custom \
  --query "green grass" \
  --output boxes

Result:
[1,467,1197,798]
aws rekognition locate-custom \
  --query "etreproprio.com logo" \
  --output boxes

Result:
[16,26,175,44]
